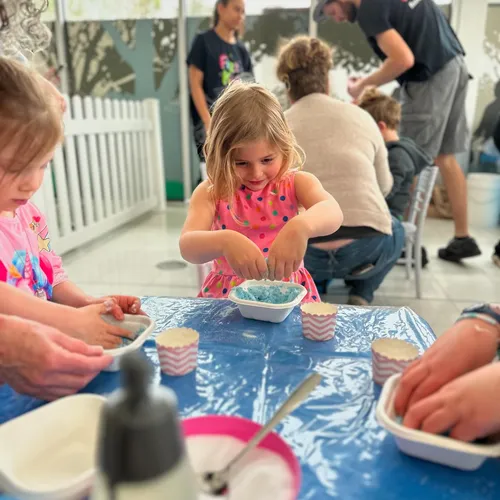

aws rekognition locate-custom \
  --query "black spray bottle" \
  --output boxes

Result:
[91,352,198,499]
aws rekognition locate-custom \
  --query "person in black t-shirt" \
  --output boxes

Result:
[187,0,253,182]
[314,0,482,263]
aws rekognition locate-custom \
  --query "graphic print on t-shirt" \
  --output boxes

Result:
[219,53,241,87]
[0,250,54,299]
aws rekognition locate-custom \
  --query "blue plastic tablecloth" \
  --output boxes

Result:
[1,297,500,499]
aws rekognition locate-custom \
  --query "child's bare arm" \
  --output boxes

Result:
[0,282,131,348]
[292,171,343,238]
[180,182,228,264]
[267,172,343,281]
[51,281,93,308]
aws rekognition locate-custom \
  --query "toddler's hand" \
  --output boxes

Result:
[223,231,268,280]
[395,319,499,417]
[267,220,307,281]
[403,363,500,442]
[91,295,145,319]
[68,302,135,349]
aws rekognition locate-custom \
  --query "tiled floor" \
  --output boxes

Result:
[63,204,500,338]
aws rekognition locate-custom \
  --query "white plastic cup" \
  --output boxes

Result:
[301,303,338,341]
[156,328,199,376]
[371,338,419,385]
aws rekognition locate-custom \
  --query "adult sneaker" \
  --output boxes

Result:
[438,237,481,262]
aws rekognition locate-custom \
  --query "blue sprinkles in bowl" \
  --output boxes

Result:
[120,326,145,347]
[234,285,303,304]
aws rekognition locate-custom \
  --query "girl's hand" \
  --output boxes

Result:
[267,219,307,281]
[223,231,268,280]
[91,295,145,320]
[395,319,499,417]
[67,302,135,349]
[403,363,500,442]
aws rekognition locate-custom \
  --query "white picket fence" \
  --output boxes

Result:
[33,95,166,255]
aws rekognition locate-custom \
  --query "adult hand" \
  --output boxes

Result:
[403,363,500,442]
[67,302,135,349]
[347,77,366,100]
[394,319,499,416]
[267,219,307,281]
[0,315,112,401]
[222,231,268,281]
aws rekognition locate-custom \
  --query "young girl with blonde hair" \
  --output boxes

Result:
[0,57,143,349]
[180,81,343,302]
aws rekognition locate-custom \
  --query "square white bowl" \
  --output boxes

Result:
[228,280,307,323]
[376,374,500,470]
[102,314,156,372]
[0,394,105,499]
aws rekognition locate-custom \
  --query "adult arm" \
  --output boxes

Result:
[361,30,414,87]
[187,35,211,128]
[0,314,112,400]
[373,137,393,196]
[349,30,414,98]
[189,66,211,128]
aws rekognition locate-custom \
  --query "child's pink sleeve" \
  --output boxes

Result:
[28,203,68,287]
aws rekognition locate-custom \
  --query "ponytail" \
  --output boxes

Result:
[212,0,220,28]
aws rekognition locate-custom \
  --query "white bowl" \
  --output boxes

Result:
[102,314,156,372]
[0,394,105,499]
[376,374,500,470]
[228,280,307,323]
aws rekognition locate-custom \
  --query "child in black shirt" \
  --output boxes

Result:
[358,88,432,220]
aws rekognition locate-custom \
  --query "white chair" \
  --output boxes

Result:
[399,166,439,299]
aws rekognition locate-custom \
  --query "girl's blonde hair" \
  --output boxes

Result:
[0,57,63,173]
[204,81,304,202]
[277,36,333,102]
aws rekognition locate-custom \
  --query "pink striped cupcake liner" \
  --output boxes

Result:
[371,338,420,386]
[301,303,338,342]
[156,328,199,376]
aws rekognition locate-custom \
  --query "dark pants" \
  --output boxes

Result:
[193,121,206,161]
[304,218,405,303]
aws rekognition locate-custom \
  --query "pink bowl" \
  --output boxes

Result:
[182,415,301,498]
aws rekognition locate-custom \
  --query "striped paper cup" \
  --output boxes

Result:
[301,303,338,342]
[156,328,199,376]
[371,338,419,386]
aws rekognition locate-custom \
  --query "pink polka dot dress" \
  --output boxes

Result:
[199,173,320,303]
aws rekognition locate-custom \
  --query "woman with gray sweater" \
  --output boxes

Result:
[277,36,404,305]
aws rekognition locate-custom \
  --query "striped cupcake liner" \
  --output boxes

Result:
[301,303,338,342]
[156,329,199,376]
[371,339,419,386]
